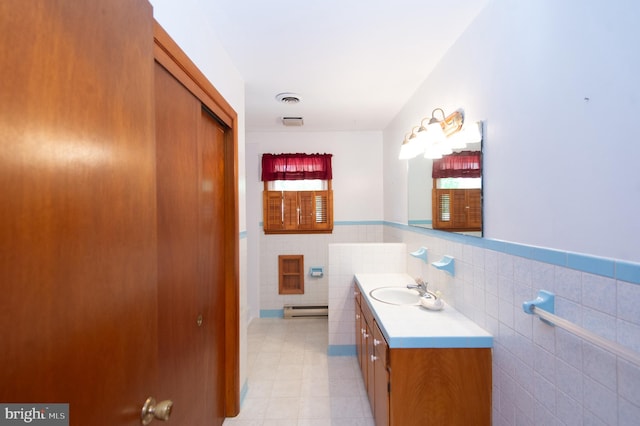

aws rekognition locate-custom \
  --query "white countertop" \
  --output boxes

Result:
[355,273,493,349]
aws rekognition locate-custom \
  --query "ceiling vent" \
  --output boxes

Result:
[276,92,302,104]
[282,117,304,127]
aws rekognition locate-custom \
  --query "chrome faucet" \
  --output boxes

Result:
[407,278,429,297]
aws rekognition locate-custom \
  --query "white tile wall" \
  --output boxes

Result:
[258,224,383,311]
[385,226,640,426]
[327,243,407,347]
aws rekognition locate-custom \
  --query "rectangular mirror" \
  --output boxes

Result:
[407,129,483,236]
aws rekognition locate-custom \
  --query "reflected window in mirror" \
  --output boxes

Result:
[408,141,483,237]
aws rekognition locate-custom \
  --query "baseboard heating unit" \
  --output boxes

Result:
[283,305,328,319]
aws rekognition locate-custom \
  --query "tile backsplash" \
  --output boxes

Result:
[327,243,407,352]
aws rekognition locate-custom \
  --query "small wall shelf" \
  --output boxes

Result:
[410,247,429,263]
[432,255,455,276]
[279,254,304,294]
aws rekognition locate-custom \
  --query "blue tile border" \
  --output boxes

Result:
[327,345,357,356]
[254,219,640,284]
[260,309,284,318]
[567,252,615,278]
[384,221,640,285]
[616,261,640,284]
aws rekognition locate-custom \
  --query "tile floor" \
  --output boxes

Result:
[223,317,374,426]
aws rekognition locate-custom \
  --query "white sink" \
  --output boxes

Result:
[369,286,421,305]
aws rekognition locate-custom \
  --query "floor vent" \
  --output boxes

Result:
[283,305,328,319]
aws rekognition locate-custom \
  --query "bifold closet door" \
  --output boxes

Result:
[155,62,227,425]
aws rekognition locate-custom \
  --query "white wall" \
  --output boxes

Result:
[385,0,640,263]
[248,131,384,223]
[247,131,384,314]
[384,0,640,424]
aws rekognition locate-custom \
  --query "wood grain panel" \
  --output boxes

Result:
[155,62,205,424]
[389,348,492,425]
[199,107,227,425]
[153,21,240,418]
[0,1,157,424]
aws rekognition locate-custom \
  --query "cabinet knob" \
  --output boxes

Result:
[373,339,381,346]
[370,355,377,363]
[355,313,360,320]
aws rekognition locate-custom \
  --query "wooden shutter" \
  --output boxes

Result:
[297,191,316,230]
[282,191,298,230]
[466,189,482,229]
[263,189,333,234]
[432,189,481,232]
[313,191,332,231]
[451,190,468,228]
[264,191,284,231]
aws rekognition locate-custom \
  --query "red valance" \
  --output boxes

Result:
[432,151,482,179]
[261,153,333,181]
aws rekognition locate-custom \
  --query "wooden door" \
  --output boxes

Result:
[155,63,227,425]
[0,1,159,425]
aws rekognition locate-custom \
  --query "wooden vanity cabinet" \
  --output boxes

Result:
[354,283,390,425]
[354,281,491,426]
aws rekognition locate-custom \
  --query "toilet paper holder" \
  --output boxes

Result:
[309,267,324,278]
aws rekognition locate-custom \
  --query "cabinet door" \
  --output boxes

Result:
[354,286,364,370]
[365,319,376,412]
[372,321,389,426]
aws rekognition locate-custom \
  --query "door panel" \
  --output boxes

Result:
[155,63,227,425]
[0,1,158,424]
[199,108,227,425]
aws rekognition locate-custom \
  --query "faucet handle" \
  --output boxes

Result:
[414,277,428,289]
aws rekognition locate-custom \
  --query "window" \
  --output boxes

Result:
[261,153,334,234]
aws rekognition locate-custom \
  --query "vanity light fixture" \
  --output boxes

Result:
[399,128,424,160]
[397,108,484,160]
[398,108,465,160]
[424,108,448,144]
[398,133,414,159]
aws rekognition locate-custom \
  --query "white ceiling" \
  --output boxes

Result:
[204,1,489,132]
